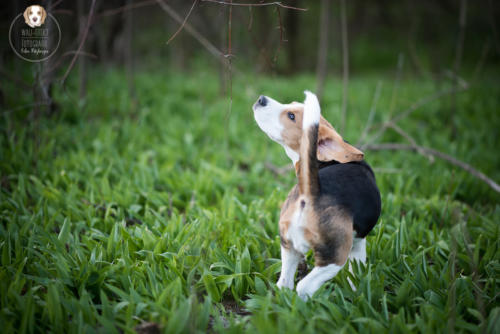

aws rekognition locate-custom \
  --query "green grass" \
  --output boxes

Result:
[0,66,499,333]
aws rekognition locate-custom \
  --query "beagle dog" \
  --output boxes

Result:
[24,5,47,28]
[253,92,381,300]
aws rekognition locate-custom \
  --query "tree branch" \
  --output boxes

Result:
[363,143,500,193]
[201,0,307,11]
[167,0,198,45]
[61,0,97,85]
[156,0,230,69]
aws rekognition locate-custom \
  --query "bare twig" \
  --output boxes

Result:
[201,0,307,11]
[357,81,382,146]
[388,53,404,116]
[167,0,198,44]
[156,0,230,69]
[225,0,233,120]
[387,122,434,162]
[273,6,285,64]
[96,0,157,18]
[61,0,97,85]
[363,86,468,146]
[42,51,98,78]
[48,0,65,10]
[362,143,500,193]
[340,0,349,133]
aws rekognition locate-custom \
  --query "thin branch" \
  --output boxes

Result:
[201,0,307,11]
[388,53,404,116]
[61,0,97,85]
[357,81,382,146]
[273,6,285,64]
[225,0,233,120]
[156,0,230,69]
[48,0,65,10]
[340,0,349,133]
[42,51,98,79]
[96,0,157,18]
[387,122,434,162]
[167,0,198,44]
[363,143,500,193]
[363,86,468,145]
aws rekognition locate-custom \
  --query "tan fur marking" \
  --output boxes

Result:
[279,108,303,151]
[279,105,363,164]
[279,186,299,249]
[312,206,353,267]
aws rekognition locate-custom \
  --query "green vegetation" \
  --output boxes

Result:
[1,67,499,333]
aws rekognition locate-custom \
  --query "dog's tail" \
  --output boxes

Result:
[298,91,321,199]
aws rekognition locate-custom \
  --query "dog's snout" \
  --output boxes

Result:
[258,95,268,107]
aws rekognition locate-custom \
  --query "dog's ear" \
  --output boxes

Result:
[23,6,30,24]
[316,119,364,163]
[41,7,47,24]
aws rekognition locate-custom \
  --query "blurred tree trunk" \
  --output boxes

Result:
[78,0,87,102]
[33,0,55,119]
[125,0,137,109]
[219,22,227,96]
[285,1,300,73]
[316,0,331,99]
[451,0,467,139]
[340,0,348,132]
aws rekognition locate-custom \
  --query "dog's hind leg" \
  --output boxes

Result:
[277,246,302,290]
[347,237,366,290]
[296,221,353,300]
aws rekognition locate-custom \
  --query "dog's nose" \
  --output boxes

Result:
[258,95,267,107]
[33,17,38,21]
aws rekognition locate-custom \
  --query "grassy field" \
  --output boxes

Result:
[0,66,499,333]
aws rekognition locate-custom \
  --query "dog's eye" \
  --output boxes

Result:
[38,11,41,14]
[287,112,295,121]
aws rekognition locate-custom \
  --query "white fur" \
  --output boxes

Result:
[252,96,285,143]
[350,237,366,263]
[302,91,321,129]
[286,206,310,254]
[276,246,302,290]
[252,95,304,165]
[347,237,366,290]
[284,146,299,165]
[26,6,44,28]
[296,263,344,300]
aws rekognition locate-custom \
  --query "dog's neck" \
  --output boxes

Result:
[283,145,299,165]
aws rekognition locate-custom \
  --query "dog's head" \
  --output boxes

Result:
[252,93,364,164]
[24,5,47,28]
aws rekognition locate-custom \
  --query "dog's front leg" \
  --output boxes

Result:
[276,246,301,290]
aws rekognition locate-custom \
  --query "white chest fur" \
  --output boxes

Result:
[286,207,310,254]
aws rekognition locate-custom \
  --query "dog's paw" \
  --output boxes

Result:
[276,277,293,290]
[296,280,312,300]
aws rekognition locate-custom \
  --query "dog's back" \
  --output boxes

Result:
[318,160,381,238]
